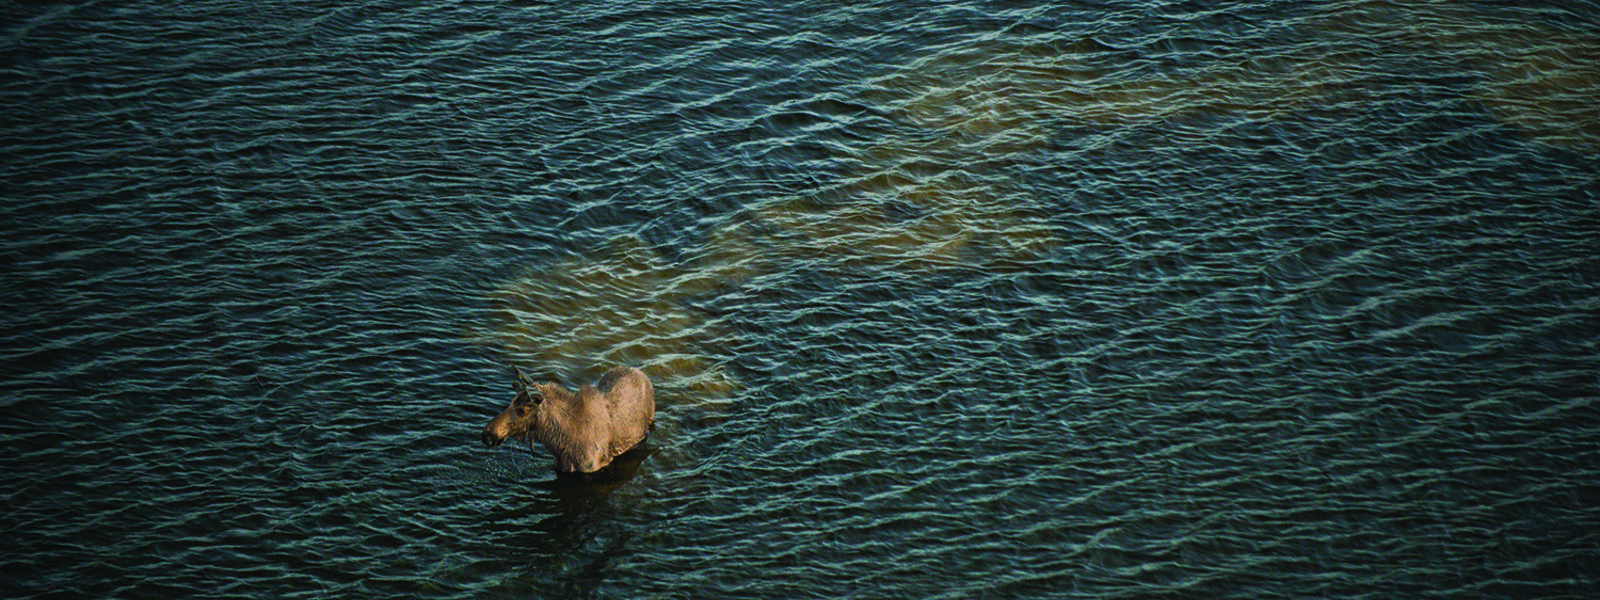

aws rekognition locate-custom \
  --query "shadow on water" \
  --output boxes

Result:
[477,446,653,598]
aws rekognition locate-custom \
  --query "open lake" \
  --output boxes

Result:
[3,1,1598,597]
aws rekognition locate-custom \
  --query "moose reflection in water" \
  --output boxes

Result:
[482,366,656,475]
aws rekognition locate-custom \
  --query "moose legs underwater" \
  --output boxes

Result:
[482,366,656,474]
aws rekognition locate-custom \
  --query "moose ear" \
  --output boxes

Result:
[513,366,536,389]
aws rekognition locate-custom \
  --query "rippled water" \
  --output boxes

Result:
[4,1,1599,597]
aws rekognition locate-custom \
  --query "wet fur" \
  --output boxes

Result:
[483,366,655,473]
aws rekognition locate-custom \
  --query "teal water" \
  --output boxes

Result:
[3,1,1599,597]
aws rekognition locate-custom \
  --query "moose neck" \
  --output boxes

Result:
[531,383,582,449]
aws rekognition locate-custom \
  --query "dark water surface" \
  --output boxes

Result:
[4,1,1599,597]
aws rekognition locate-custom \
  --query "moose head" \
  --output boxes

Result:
[481,366,542,448]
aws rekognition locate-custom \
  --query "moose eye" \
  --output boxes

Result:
[515,406,531,417]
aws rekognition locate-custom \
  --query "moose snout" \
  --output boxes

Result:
[482,427,503,447]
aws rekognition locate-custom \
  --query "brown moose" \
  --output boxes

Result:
[482,365,656,473]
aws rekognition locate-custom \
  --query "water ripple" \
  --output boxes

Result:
[5,0,1600,598]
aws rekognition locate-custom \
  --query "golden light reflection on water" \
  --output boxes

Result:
[477,235,740,401]
[1315,0,1600,148]
[483,46,1074,396]
[481,0,1595,406]
[1472,38,1600,147]
[877,39,1365,135]
[881,1,1599,148]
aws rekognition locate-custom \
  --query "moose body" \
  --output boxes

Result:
[482,366,655,474]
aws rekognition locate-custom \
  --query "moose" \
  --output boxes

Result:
[481,366,656,474]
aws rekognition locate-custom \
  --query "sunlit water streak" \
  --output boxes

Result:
[3,1,1598,598]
